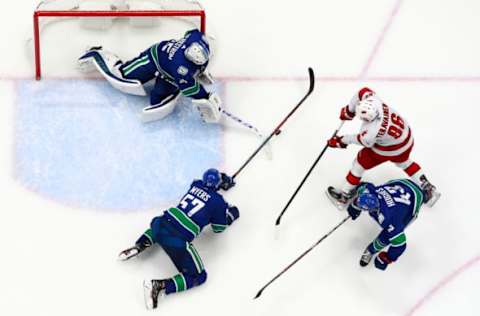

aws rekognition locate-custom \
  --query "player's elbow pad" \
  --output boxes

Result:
[226,206,240,225]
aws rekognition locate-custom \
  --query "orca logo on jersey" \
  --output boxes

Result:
[189,186,211,202]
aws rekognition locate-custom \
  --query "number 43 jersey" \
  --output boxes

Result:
[359,179,425,260]
[344,88,414,158]
[162,180,234,242]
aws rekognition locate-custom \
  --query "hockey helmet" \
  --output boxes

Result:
[355,192,380,212]
[357,96,381,122]
[185,41,210,65]
[202,168,221,189]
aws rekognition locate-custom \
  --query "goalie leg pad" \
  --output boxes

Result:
[142,91,181,123]
[78,48,147,96]
[192,93,222,123]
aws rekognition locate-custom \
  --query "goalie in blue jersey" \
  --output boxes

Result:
[77,29,221,123]
[118,168,238,309]
[346,179,426,270]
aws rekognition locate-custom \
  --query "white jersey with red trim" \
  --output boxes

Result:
[342,88,414,157]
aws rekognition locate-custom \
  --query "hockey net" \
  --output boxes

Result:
[33,0,206,79]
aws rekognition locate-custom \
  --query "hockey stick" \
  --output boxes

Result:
[221,108,263,137]
[221,108,273,159]
[232,67,315,180]
[275,120,345,226]
[254,215,351,299]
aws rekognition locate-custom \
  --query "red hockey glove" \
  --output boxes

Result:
[328,135,347,148]
[340,105,355,121]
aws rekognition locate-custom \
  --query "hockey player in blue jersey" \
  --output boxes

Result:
[77,29,221,123]
[346,179,425,270]
[118,168,238,309]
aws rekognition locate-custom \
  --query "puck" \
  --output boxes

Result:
[275,130,282,135]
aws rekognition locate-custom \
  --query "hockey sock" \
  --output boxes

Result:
[136,229,154,248]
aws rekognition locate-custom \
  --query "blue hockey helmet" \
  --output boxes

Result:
[356,192,380,212]
[202,168,221,189]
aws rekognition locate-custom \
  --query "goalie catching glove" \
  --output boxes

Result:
[193,92,222,123]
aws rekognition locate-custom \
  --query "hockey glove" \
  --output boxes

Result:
[374,252,393,271]
[226,206,240,225]
[220,173,236,191]
[328,135,348,149]
[347,202,362,220]
[340,105,355,121]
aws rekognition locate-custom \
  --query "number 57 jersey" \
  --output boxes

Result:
[162,180,236,242]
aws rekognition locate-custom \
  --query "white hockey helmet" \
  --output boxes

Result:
[357,96,381,122]
[185,41,210,65]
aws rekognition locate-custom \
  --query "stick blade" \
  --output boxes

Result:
[254,289,264,299]
[275,216,281,226]
[307,67,315,93]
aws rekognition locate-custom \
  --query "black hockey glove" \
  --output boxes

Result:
[347,202,362,220]
[220,173,236,191]
[226,206,240,225]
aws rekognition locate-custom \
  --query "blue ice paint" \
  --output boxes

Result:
[14,79,223,212]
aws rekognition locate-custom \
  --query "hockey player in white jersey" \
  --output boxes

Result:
[326,87,440,208]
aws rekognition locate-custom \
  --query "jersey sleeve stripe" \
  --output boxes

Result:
[181,81,200,96]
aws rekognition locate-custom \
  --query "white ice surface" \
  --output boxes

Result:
[0,1,479,315]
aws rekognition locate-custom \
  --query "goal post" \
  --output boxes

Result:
[33,1,206,80]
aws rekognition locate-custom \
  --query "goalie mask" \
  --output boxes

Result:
[185,41,210,65]
[357,96,381,122]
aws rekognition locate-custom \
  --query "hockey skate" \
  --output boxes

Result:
[77,46,104,73]
[326,186,354,210]
[359,248,373,267]
[143,279,166,310]
[118,239,151,261]
[118,245,142,261]
[420,175,441,207]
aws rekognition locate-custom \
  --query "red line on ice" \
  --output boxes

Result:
[359,0,404,78]
[405,254,480,316]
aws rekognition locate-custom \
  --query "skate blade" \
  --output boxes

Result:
[325,189,347,211]
[426,191,441,207]
[143,280,154,310]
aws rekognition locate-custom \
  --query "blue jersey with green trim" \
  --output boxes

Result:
[149,29,209,99]
[162,180,236,242]
[358,179,424,261]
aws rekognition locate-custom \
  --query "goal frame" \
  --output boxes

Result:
[33,9,206,80]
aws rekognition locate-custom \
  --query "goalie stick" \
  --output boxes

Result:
[275,121,345,226]
[254,215,351,299]
[220,108,272,159]
[232,67,315,180]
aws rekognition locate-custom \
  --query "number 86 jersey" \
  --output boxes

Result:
[162,180,238,242]
[344,88,414,158]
